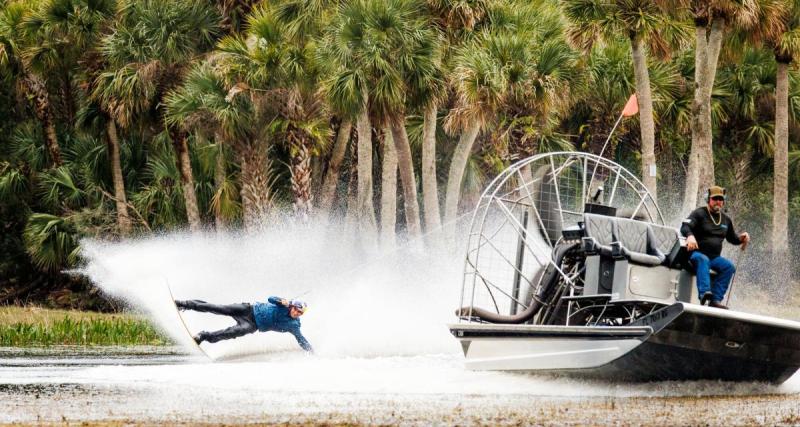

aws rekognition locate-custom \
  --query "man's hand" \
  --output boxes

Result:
[280,298,289,306]
[686,235,698,251]
[739,232,750,250]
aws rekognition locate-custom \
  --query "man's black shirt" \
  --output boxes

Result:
[680,207,742,260]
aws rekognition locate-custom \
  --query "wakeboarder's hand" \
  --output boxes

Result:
[686,235,698,251]
[280,299,289,306]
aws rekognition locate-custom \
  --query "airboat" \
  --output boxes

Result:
[450,152,800,383]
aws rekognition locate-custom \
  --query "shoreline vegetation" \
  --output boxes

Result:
[1,0,798,311]
[0,306,170,346]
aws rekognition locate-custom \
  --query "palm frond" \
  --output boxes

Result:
[23,213,80,272]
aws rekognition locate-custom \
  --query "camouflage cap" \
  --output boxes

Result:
[709,186,726,200]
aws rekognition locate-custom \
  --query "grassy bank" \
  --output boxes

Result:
[0,306,170,346]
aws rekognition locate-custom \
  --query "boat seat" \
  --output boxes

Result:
[613,218,665,266]
[649,223,682,267]
[582,213,617,256]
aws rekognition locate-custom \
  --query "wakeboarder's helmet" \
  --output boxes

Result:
[289,300,307,313]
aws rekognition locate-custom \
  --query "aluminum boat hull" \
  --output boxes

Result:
[449,303,800,383]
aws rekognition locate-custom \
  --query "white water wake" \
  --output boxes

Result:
[79,221,464,359]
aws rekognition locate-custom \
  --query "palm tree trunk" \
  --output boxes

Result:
[421,104,441,232]
[683,24,710,215]
[444,121,481,226]
[213,134,227,231]
[728,145,753,215]
[107,119,131,235]
[319,119,352,213]
[289,126,313,222]
[238,141,271,229]
[697,18,725,192]
[381,126,398,247]
[773,61,790,258]
[345,135,359,224]
[21,72,62,166]
[630,35,657,203]
[355,94,377,233]
[390,121,422,236]
[171,130,201,232]
[60,67,75,127]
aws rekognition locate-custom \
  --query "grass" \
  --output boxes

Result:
[0,306,171,346]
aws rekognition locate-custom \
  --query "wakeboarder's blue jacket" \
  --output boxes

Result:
[252,296,313,352]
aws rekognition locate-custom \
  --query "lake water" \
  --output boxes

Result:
[2,346,799,425]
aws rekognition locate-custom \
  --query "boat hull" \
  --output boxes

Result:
[450,303,800,383]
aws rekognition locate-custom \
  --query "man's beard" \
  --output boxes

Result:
[709,205,721,213]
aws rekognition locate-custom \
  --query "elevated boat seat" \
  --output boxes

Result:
[649,223,683,268]
[582,213,617,256]
[582,213,683,304]
[613,217,665,266]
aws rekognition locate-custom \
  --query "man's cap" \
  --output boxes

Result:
[289,299,307,312]
[709,186,726,200]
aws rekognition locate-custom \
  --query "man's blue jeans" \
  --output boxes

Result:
[689,251,736,303]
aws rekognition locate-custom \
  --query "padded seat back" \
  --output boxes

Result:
[649,223,681,263]
[615,218,664,266]
[584,213,616,251]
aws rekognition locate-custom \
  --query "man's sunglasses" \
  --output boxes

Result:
[711,196,725,201]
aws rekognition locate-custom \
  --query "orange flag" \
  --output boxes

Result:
[621,93,638,117]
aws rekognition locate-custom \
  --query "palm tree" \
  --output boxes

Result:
[0,2,62,166]
[319,0,383,234]
[23,0,118,127]
[416,0,492,234]
[165,60,265,228]
[743,0,798,272]
[219,3,329,223]
[673,0,758,214]
[769,2,799,264]
[562,0,690,202]
[91,0,220,233]
[164,63,247,229]
[442,4,581,228]
[443,37,506,227]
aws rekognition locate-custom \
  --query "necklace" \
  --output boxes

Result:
[706,206,721,226]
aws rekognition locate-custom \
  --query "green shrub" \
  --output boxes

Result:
[0,315,169,346]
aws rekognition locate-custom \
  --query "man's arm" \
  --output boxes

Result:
[681,210,700,251]
[725,219,742,245]
[726,218,749,248]
[680,210,699,237]
[268,296,289,306]
[290,327,314,353]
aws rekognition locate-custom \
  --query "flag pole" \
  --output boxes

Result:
[588,110,626,199]
[584,93,639,200]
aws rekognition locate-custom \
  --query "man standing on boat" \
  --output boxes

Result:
[680,186,750,309]
[175,296,313,352]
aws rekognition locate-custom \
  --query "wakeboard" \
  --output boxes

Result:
[165,282,211,360]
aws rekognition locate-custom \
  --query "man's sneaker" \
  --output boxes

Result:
[709,301,729,310]
[175,300,206,311]
[700,292,713,306]
[193,333,206,345]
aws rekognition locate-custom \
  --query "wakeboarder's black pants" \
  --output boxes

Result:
[181,300,258,343]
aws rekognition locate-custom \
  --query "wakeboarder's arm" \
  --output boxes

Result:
[290,327,313,353]
[267,296,288,306]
